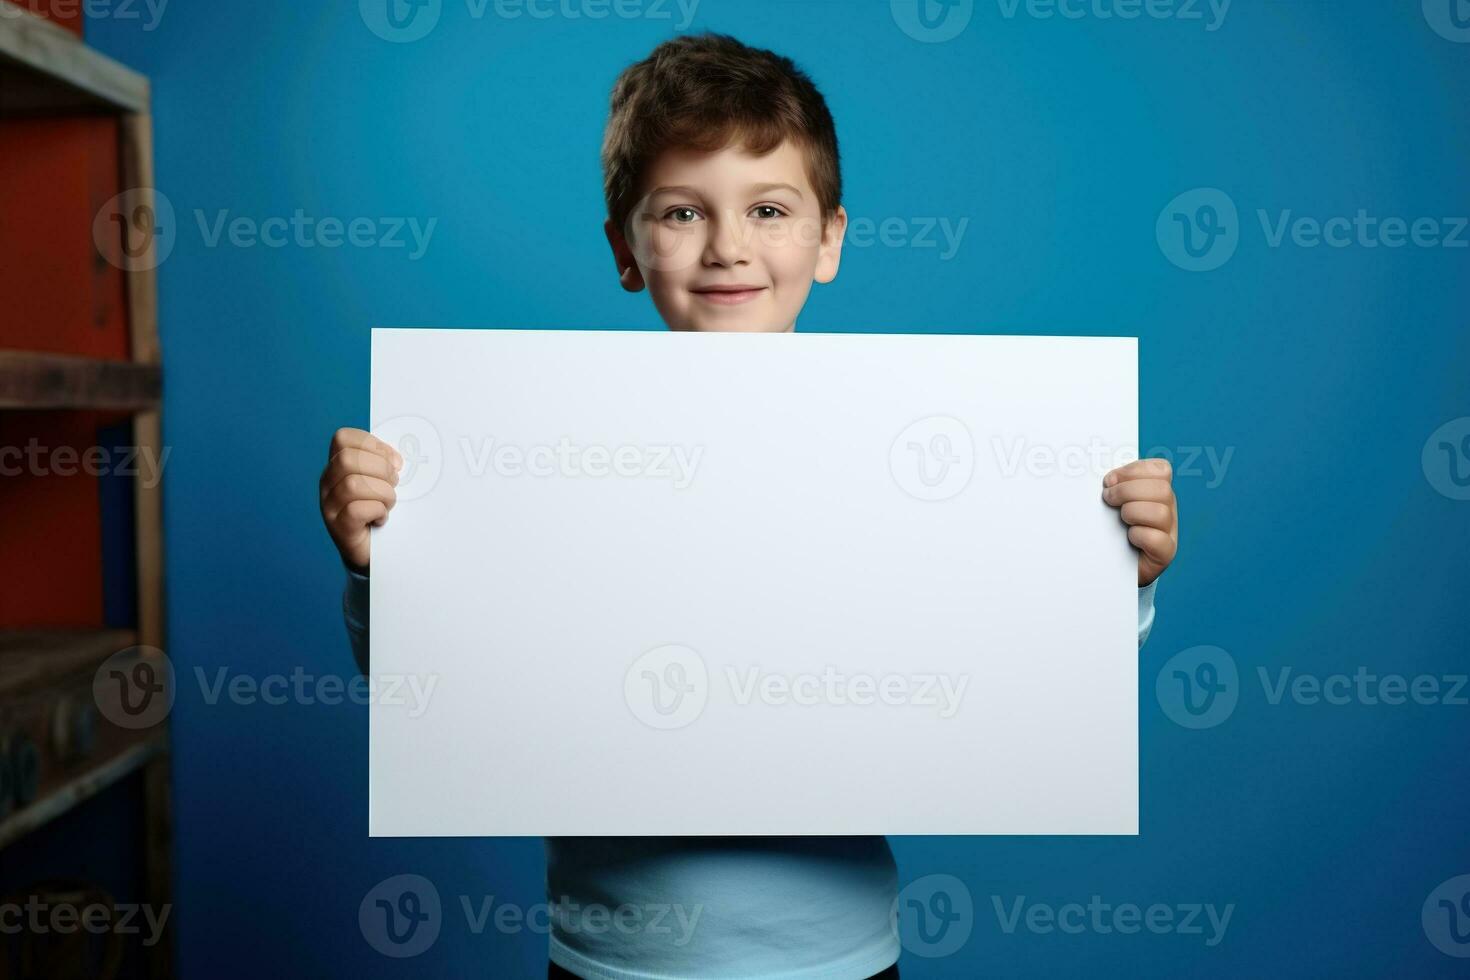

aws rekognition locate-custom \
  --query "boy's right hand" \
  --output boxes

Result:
[320,427,403,574]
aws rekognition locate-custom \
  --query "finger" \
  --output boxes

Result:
[1102,478,1174,507]
[1127,524,1177,567]
[1104,457,1171,487]
[1119,500,1174,531]
[328,426,404,471]
[332,498,389,536]
[323,474,398,523]
[321,446,400,501]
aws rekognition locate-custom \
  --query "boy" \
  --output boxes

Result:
[318,33,1178,980]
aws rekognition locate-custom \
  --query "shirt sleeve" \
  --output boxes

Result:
[343,561,370,675]
[1137,580,1157,650]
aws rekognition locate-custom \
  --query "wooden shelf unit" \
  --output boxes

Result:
[0,6,147,115]
[0,5,171,977]
[0,349,162,409]
[0,628,138,690]
[0,734,166,850]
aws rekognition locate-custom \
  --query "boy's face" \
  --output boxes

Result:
[605,138,847,332]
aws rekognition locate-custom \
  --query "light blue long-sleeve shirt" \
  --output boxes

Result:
[345,565,1156,979]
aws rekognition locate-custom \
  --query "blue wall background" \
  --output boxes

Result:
[87,1,1469,976]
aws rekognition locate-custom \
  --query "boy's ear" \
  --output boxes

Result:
[604,218,646,293]
[813,205,848,285]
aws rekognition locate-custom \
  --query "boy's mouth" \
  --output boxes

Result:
[691,284,766,306]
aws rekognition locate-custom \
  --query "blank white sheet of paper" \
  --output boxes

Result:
[369,328,1138,837]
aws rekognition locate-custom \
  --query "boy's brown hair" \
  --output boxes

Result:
[601,33,842,236]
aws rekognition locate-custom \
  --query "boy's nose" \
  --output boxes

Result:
[701,213,751,267]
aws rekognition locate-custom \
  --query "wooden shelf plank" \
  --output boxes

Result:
[0,628,139,698]
[0,4,148,115]
[0,349,161,409]
[0,734,166,850]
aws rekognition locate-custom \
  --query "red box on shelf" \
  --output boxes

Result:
[0,0,84,36]
[0,113,135,628]
[0,117,132,361]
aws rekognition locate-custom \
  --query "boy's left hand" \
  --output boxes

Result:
[1102,458,1178,587]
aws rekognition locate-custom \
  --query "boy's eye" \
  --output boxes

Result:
[666,207,700,224]
[752,205,785,220]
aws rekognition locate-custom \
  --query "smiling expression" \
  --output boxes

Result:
[606,138,848,332]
